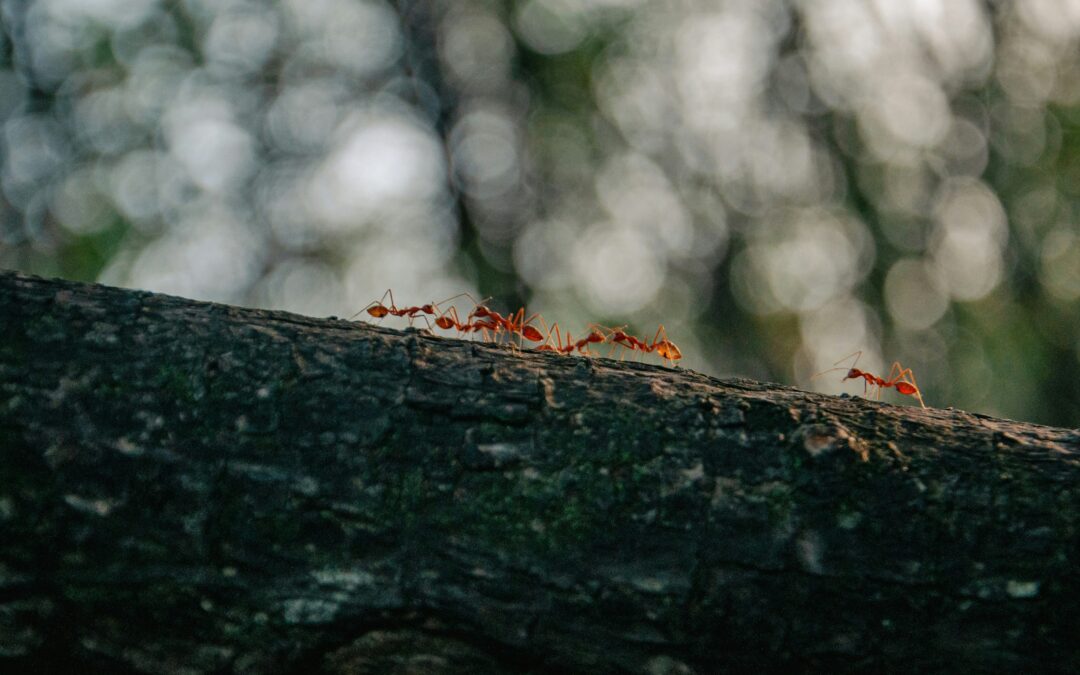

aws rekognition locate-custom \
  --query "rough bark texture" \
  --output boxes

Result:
[1,270,1078,674]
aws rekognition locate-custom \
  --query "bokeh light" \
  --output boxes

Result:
[4,0,1080,425]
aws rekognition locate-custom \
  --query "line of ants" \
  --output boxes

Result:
[355,290,925,408]
[355,290,683,368]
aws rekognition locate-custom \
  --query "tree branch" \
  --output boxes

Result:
[1,270,1078,673]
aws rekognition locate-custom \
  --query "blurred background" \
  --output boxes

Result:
[1,0,1078,426]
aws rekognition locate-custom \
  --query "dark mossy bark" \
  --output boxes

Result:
[1,270,1078,674]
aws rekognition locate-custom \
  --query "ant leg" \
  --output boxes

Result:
[504,307,520,350]
[480,315,497,344]
[887,362,926,407]
[351,288,394,321]
[881,362,903,390]
[533,316,559,353]
[443,295,476,337]
[889,363,926,408]
[550,324,564,354]
[451,308,468,336]
[409,312,434,331]
[508,307,530,352]
[383,288,399,320]
[584,324,620,359]
[907,372,926,408]
[640,325,668,363]
[649,324,682,367]
[649,325,666,361]
[885,361,903,386]
[834,349,863,369]
[460,297,492,341]
[465,296,496,322]
[607,341,622,360]
[518,310,546,345]
[504,307,545,352]
[550,324,573,355]
[433,306,464,336]
[498,320,517,352]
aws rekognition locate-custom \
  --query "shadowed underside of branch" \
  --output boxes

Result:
[1,270,1078,674]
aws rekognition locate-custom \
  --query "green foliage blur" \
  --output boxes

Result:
[2,1,1078,426]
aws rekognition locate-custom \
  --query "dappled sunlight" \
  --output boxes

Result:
[573,223,665,316]
[884,258,950,331]
[929,179,1008,302]
[733,209,872,315]
[129,201,263,302]
[311,111,446,227]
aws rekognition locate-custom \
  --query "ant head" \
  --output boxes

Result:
[586,331,605,343]
[421,303,436,313]
[843,368,862,380]
[521,326,544,342]
[367,305,390,318]
[470,305,491,319]
[435,316,455,330]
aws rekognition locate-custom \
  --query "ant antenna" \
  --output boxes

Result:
[809,350,864,380]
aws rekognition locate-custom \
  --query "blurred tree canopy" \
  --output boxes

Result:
[1,0,1078,426]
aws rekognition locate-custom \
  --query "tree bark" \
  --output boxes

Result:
[1,270,1078,674]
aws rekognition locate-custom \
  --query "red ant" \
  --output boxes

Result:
[503,307,546,344]
[535,320,606,356]
[534,321,575,355]
[591,324,682,368]
[432,296,546,352]
[592,324,642,357]
[652,332,683,367]
[432,294,489,335]
[468,304,545,346]
[430,307,508,343]
[576,329,607,354]
[434,306,468,332]
[432,307,498,339]
[356,289,469,328]
[812,351,925,408]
